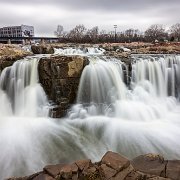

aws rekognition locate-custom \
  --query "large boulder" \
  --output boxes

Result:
[38,55,89,118]
[131,154,167,177]
[31,45,54,54]
[166,160,180,180]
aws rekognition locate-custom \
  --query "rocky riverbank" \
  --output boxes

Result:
[102,42,180,60]
[0,44,32,71]
[7,151,180,180]
[51,42,180,54]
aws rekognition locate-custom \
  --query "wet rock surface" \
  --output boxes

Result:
[7,151,180,180]
[38,55,89,118]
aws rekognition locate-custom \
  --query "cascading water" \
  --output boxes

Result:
[68,54,180,160]
[54,47,105,56]
[1,50,180,179]
[131,55,180,98]
[0,58,48,117]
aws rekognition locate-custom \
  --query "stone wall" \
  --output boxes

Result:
[38,55,89,118]
[8,151,180,180]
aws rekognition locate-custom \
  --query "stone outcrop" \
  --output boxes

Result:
[31,45,54,54]
[0,44,32,71]
[38,55,89,118]
[7,151,180,180]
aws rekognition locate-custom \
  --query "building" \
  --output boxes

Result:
[0,25,34,37]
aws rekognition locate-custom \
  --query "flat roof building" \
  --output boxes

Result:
[0,25,34,38]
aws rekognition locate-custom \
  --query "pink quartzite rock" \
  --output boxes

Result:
[166,160,180,180]
[43,164,66,178]
[131,154,167,177]
[33,173,55,180]
[75,159,91,171]
[101,151,130,171]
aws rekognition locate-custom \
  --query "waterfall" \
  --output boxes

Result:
[131,55,180,98]
[68,54,180,160]
[0,57,51,179]
[74,57,127,116]
[0,57,49,117]
[0,51,180,179]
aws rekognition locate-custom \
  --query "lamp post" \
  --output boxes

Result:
[114,25,117,42]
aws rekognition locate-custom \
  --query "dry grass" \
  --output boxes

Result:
[0,44,31,58]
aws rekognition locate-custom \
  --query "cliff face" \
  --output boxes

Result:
[38,55,89,118]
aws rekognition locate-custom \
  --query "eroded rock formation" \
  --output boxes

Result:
[38,55,89,117]
[7,151,180,180]
[31,45,54,54]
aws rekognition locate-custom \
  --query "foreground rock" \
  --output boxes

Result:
[7,151,180,180]
[0,44,32,71]
[38,55,89,117]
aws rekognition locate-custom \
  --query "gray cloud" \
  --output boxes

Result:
[0,0,179,36]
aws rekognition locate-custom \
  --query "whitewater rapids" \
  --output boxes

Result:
[0,51,180,178]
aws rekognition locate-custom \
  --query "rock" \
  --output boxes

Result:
[131,154,167,177]
[31,45,54,54]
[43,164,66,178]
[101,151,130,171]
[60,165,73,179]
[8,151,176,180]
[124,170,143,180]
[166,160,180,180]
[58,163,78,179]
[27,172,43,180]
[75,159,91,171]
[146,177,171,180]
[33,173,55,180]
[82,166,100,180]
[56,163,78,180]
[38,55,89,118]
[99,164,117,179]
[112,165,134,180]
[6,177,28,180]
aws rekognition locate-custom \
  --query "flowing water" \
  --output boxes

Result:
[0,50,180,179]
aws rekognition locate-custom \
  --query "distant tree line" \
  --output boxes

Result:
[54,23,180,43]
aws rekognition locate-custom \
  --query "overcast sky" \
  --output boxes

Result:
[0,0,179,36]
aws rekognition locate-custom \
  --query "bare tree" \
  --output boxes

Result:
[86,26,99,43]
[170,23,180,41]
[68,24,86,42]
[54,25,64,37]
[145,24,166,42]
[125,29,134,37]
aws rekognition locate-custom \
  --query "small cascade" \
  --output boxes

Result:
[54,47,105,56]
[70,57,127,117]
[131,55,180,98]
[0,57,49,117]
